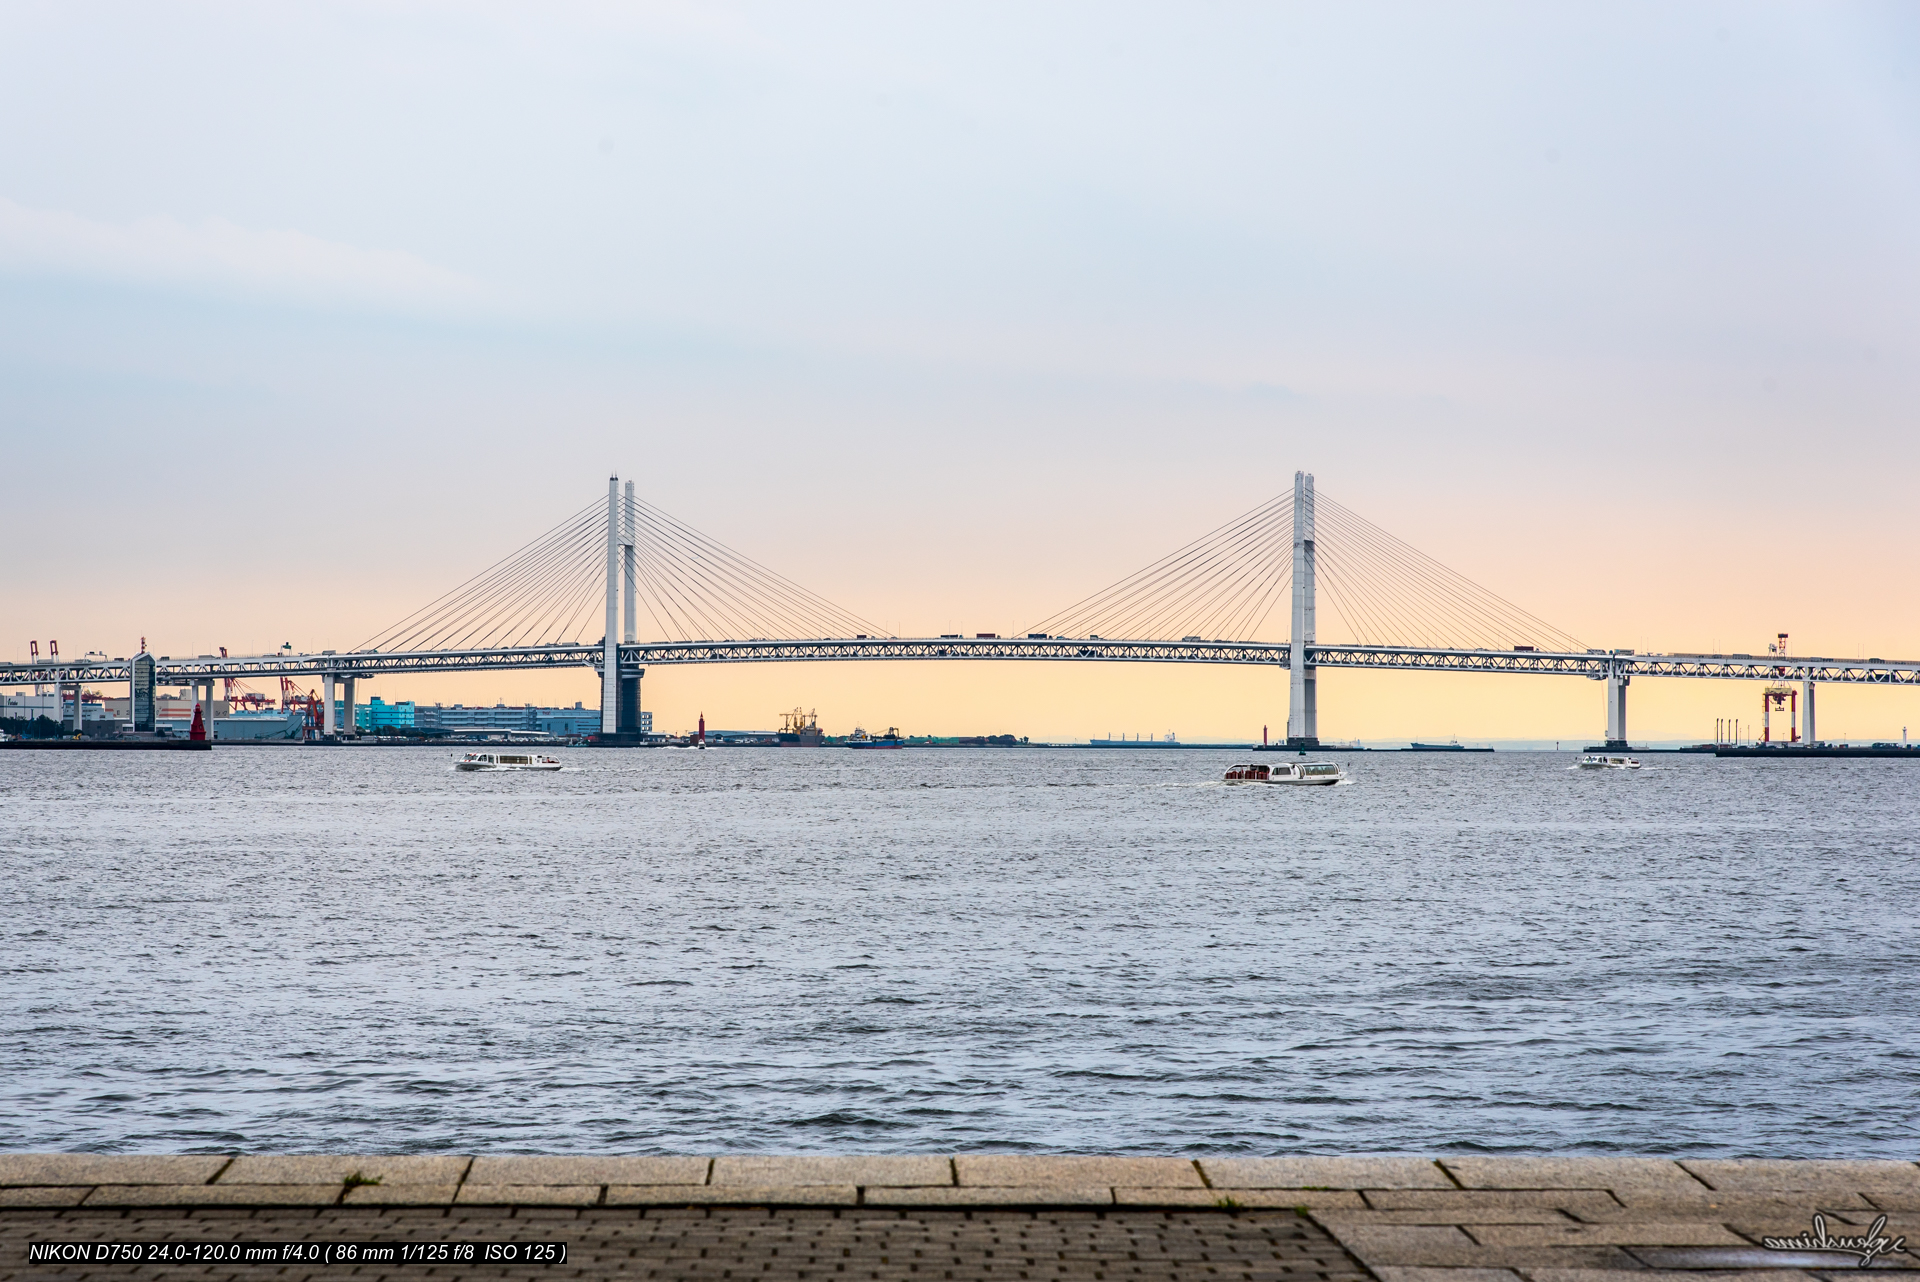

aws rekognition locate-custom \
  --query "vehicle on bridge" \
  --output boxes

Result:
[1224,761,1343,786]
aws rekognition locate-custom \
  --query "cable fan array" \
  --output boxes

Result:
[1311,494,1584,653]
[1024,492,1297,642]
[1026,487,1584,652]
[358,493,883,654]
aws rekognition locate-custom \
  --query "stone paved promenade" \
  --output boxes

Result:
[3,1157,1916,1281]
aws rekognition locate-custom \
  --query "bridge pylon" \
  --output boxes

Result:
[1286,470,1319,747]
[600,475,621,737]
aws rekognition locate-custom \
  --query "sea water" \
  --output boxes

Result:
[2,747,1914,1156]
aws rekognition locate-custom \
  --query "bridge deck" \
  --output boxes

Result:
[3,639,1916,687]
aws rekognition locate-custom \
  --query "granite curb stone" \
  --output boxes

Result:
[466,1156,708,1186]
[955,1155,1203,1188]
[862,1185,1114,1207]
[454,1184,604,1206]
[1523,1272,1823,1282]
[1372,1269,1522,1282]
[1678,1159,1920,1194]
[81,1183,344,1207]
[0,1155,229,1186]
[1119,1187,1367,1209]
[603,1183,859,1207]
[1362,1191,1623,1214]
[712,1155,952,1187]
[1440,1159,1703,1192]
[339,1182,461,1205]
[1467,1222,1750,1246]
[1205,1157,1454,1189]
[0,1188,89,1207]
[219,1155,470,1185]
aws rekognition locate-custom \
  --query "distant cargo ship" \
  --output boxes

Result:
[779,707,824,747]
[1405,741,1493,753]
[845,726,904,749]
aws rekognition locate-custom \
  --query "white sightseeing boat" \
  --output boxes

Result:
[1224,761,1343,786]
[1576,754,1641,770]
[455,751,562,772]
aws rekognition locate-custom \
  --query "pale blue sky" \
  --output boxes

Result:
[4,2,1918,674]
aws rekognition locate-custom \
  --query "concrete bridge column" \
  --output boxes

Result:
[322,673,337,738]
[1287,470,1319,747]
[1802,679,1816,746]
[1605,662,1629,748]
[341,676,357,737]
[601,475,621,737]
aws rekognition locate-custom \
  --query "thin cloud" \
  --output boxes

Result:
[0,196,484,313]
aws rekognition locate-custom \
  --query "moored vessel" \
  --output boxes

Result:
[845,726,905,749]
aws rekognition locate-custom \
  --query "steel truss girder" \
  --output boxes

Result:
[1,640,1917,688]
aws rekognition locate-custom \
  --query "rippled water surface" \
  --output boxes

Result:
[2,746,1916,1156]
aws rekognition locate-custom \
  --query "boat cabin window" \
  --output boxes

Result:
[1301,763,1339,776]
[501,755,531,765]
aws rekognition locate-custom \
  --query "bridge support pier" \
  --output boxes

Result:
[1802,679,1817,746]
[341,676,357,737]
[322,673,337,738]
[1286,470,1319,747]
[1604,664,1629,749]
[197,679,217,743]
[619,666,642,738]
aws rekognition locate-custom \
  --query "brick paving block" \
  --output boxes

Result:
[1527,1271,1823,1282]
[1205,1157,1455,1190]
[1319,1209,1577,1225]
[455,1184,602,1206]
[339,1181,459,1205]
[0,1188,89,1207]
[1327,1224,1642,1270]
[1373,1269,1523,1282]
[467,1155,708,1186]
[711,1155,953,1187]
[864,1185,1115,1207]
[606,1183,856,1206]
[1469,1222,1748,1246]
[1121,1188,1365,1209]
[1633,1244,1920,1270]
[218,1155,470,1185]
[1441,1158,1701,1192]
[83,1183,344,1207]
[0,1154,230,1187]
[1603,1195,1875,1225]
[1365,1191,1623,1216]
[0,1202,1378,1282]
[1679,1161,1920,1195]
[955,1155,1203,1188]
[1333,1223,1481,1257]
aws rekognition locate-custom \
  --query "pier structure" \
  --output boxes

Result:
[4,475,1916,747]
[3,1152,1914,1282]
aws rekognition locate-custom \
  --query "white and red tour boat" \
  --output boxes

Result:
[1224,761,1343,786]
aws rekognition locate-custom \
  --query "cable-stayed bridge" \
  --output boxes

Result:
[7,474,1916,747]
